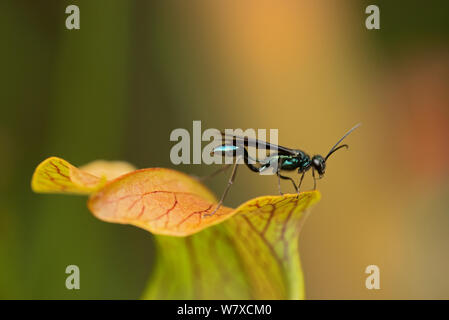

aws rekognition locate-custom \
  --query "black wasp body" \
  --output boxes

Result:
[203,124,360,216]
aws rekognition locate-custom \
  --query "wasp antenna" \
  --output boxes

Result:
[324,123,361,161]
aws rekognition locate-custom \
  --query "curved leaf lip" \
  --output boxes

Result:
[100,167,217,203]
[89,189,320,237]
[232,191,320,214]
[31,156,107,195]
[31,157,321,237]
[86,167,235,237]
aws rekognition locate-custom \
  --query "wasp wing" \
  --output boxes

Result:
[221,132,298,156]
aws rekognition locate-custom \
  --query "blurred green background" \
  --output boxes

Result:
[1,0,448,299]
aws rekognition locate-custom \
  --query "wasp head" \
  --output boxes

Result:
[311,155,326,177]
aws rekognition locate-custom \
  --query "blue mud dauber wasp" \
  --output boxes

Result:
[203,123,361,216]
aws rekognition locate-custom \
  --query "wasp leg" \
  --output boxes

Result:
[277,172,299,194]
[277,171,283,195]
[297,172,305,193]
[204,159,239,217]
[194,164,232,182]
[275,158,284,195]
[312,169,317,190]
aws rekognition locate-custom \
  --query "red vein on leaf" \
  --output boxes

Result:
[279,201,296,260]
[176,204,213,229]
[240,214,283,269]
[262,207,275,236]
[148,193,178,227]
[43,171,67,190]
[49,161,70,180]
[56,160,70,169]
[137,205,145,219]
